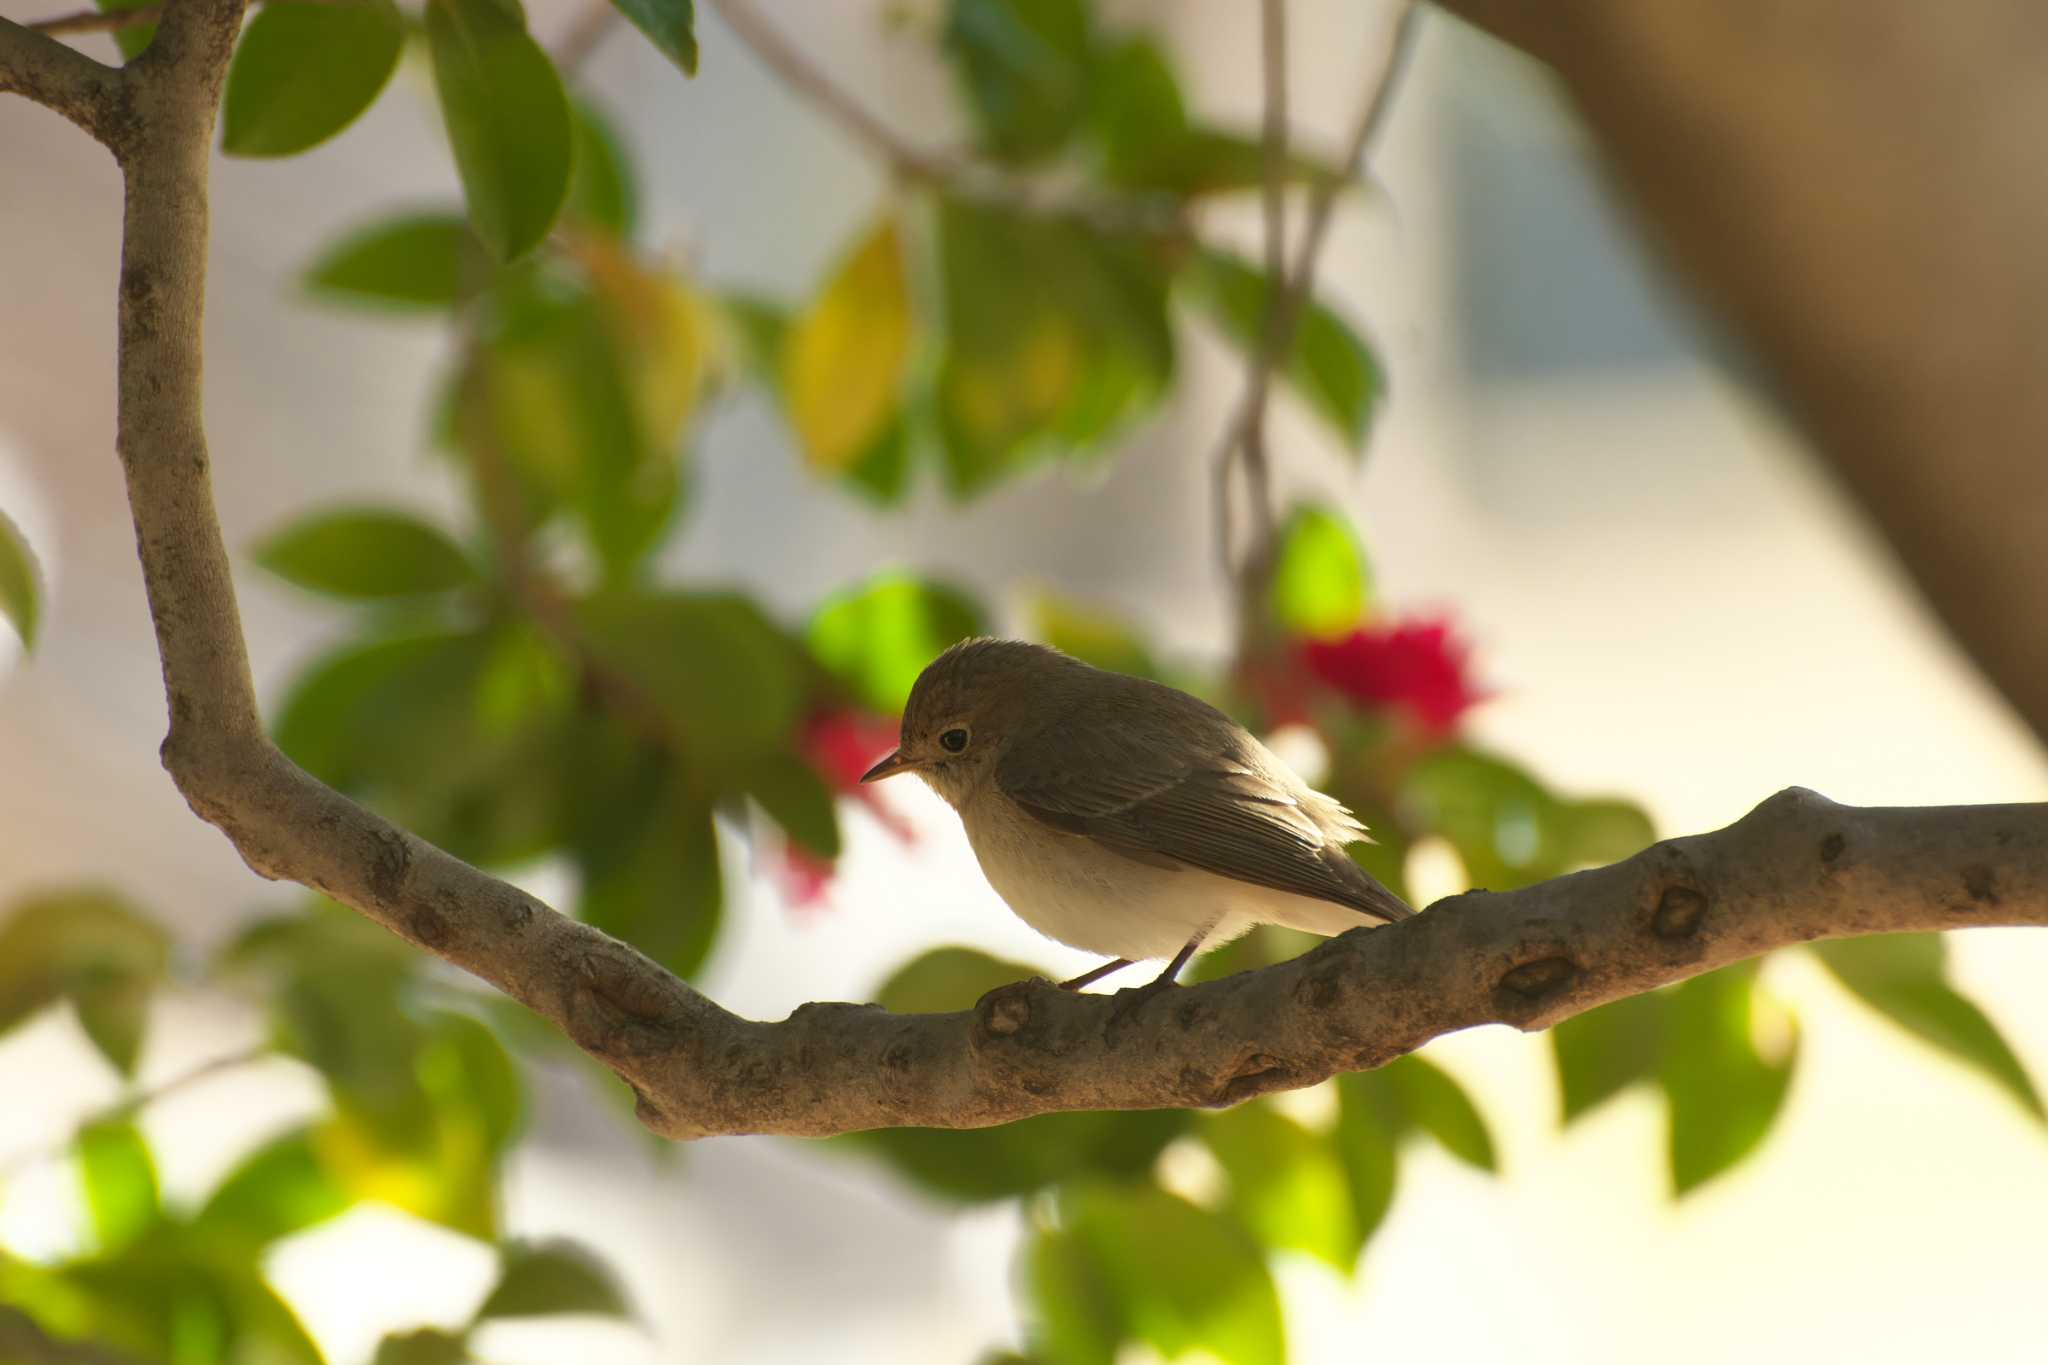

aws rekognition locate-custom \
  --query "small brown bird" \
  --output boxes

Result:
[861,638,1412,993]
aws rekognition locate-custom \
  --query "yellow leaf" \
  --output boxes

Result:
[783,217,914,472]
[573,234,711,455]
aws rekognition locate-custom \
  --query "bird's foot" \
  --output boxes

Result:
[1106,971,1180,1026]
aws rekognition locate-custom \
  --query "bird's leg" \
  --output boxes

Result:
[1059,958,1134,991]
[1108,931,1207,1023]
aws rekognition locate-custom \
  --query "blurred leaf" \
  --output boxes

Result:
[1559,798,1658,867]
[1028,594,1156,678]
[222,0,404,157]
[1400,746,1560,891]
[274,626,565,865]
[1182,249,1381,451]
[196,1128,351,1248]
[0,506,42,652]
[783,216,914,475]
[876,946,1041,1013]
[741,753,841,859]
[76,1121,159,1252]
[579,770,724,980]
[426,0,572,261]
[375,1327,470,1365]
[565,100,638,236]
[1038,1183,1285,1365]
[1388,1056,1496,1170]
[1333,1073,1399,1247]
[946,0,1093,164]
[1269,504,1371,640]
[936,197,1172,494]
[716,292,791,383]
[307,213,494,311]
[609,0,696,74]
[253,507,477,599]
[95,0,156,59]
[807,572,985,714]
[1551,989,1670,1123]
[1203,1103,1358,1270]
[1814,934,2043,1121]
[1088,34,1187,183]
[1089,38,1346,197]
[478,1239,632,1319]
[1028,1219,1119,1365]
[840,415,912,504]
[579,590,804,771]
[1659,963,1799,1195]
[418,1009,526,1154]
[0,888,167,1075]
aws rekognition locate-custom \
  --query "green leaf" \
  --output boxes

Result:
[1028,594,1156,678]
[1659,963,1799,1195]
[936,197,1173,493]
[1559,798,1658,867]
[807,572,986,714]
[608,0,696,74]
[1088,35,1188,184]
[426,0,572,261]
[1036,1183,1285,1365]
[0,887,168,1075]
[717,292,791,383]
[1203,1103,1358,1270]
[222,0,404,156]
[1389,1056,1497,1170]
[196,1128,352,1248]
[1551,989,1671,1123]
[855,1112,1187,1205]
[253,507,478,599]
[741,753,841,859]
[1182,249,1382,450]
[0,507,41,652]
[1028,1219,1120,1365]
[306,213,494,310]
[578,771,724,980]
[782,216,914,475]
[478,1239,632,1319]
[418,1009,526,1154]
[1269,504,1371,639]
[94,0,156,60]
[578,590,805,771]
[946,0,1093,164]
[565,100,639,236]
[1332,1088,1398,1252]
[374,1327,471,1365]
[876,946,1041,1013]
[1814,934,2043,1121]
[77,1121,160,1252]
[1400,746,1561,891]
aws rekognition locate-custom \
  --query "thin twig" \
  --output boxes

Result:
[552,0,619,78]
[1213,2,1422,638]
[0,1045,271,1181]
[706,0,957,184]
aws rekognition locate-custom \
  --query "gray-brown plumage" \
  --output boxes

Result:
[861,638,1412,990]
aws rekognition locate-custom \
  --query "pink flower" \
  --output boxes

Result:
[1299,617,1484,734]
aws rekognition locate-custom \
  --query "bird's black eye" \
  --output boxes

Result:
[940,727,970,754]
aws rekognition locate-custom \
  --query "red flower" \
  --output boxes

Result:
[1299,617,1484,734]
[775,707,914,907]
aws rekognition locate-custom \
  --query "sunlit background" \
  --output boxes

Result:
[3,1,2045,1361]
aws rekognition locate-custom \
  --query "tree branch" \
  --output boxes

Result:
[0,13,130,149]
[51,0,2048,1150]
[28,4,164,35]
[1427,0,2048,752]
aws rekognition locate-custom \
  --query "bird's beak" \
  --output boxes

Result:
[859,748,916,784]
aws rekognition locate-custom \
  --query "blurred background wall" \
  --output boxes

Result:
[2,1,2044,1360]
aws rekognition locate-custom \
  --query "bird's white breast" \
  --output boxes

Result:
[958,791,1368,961]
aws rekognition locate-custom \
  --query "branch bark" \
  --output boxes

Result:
[6,0,2046,1148]
[0,14,130,148]
[1427,0,2048,751]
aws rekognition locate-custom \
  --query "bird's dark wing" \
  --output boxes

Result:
[995,683,1411,923]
